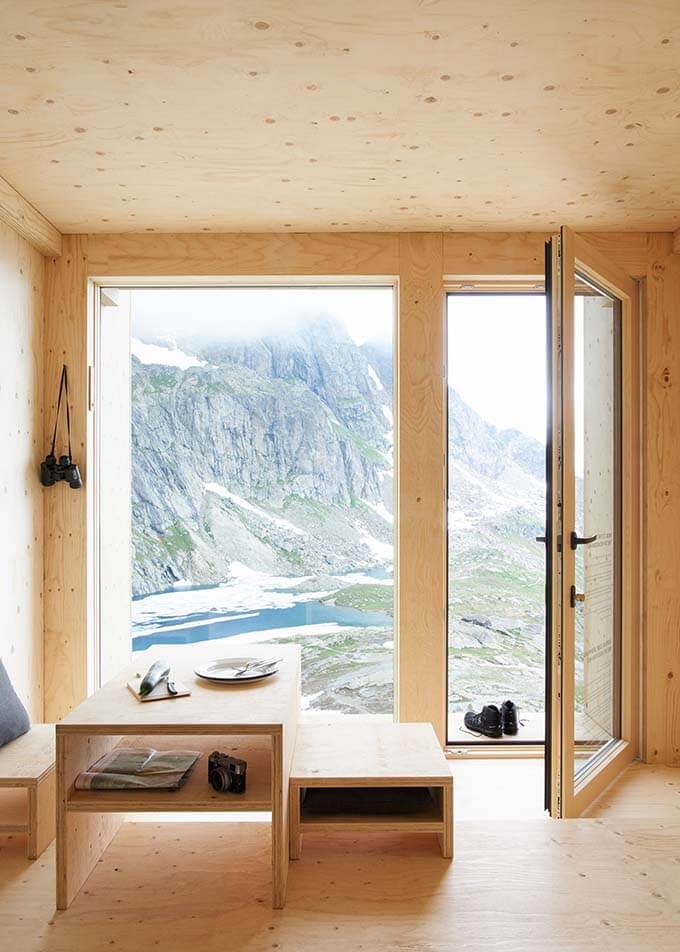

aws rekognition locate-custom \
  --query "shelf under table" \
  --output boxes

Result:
[67,734,273,813]
[299,785,445,832]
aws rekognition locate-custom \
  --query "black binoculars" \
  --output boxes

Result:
[40,453,82,489]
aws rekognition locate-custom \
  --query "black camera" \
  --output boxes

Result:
[208,751,247,794]
[40,454,83,489]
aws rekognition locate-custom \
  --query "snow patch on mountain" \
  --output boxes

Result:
[359,528,393,561]
[132,337,206,369]
[367,364,384,391]
[363,499,394,524]
[205,482,307,536]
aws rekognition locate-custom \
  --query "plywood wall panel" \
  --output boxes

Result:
[644,254,680,765]
[0,220,44,720]
[444,232,672,282]
[87,233,399,278]
[585,233,673,281]
[443,232,549,277]
[44,237,90,723]
[396,233,446,744]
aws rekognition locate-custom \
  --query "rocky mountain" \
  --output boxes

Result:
[131,319,394,596]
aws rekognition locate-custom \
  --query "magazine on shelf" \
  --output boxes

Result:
[75,747,201,791]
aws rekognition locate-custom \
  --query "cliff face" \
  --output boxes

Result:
[131,320,394,596]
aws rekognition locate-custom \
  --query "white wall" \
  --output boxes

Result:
[0,220,44,720]
[97,290,132,684]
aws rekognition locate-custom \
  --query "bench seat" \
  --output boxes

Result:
[289,721,453,860]
[0,724,55,858]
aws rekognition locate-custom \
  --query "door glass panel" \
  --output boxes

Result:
[447,294,547,744]
[572,281,621,781]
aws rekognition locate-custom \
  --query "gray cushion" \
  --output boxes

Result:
[0,660,30,748]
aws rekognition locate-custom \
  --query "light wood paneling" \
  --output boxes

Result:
[396,233,446,744]
[0,218,44,721]
[644,252,680,766]
[86,232,399,277]
[4,4,680,233]
[444,231,671,281]
[586,232,673,280]
[44,236,90,723]
[443,231,549,277]
[0,174,61,257]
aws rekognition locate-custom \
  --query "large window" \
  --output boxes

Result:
[126,287,395,715]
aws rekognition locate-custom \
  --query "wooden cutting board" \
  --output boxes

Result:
[126,677,191,702]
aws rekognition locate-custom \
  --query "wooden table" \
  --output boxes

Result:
[55,646,300,910]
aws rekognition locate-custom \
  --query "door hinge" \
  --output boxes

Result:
[87,365,94,411]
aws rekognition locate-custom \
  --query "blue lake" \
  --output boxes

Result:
[132,574,393,651]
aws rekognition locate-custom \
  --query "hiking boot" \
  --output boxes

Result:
[464,704,502,739]
[500,700,519,735]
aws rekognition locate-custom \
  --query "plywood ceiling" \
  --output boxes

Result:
[1,1,680,234]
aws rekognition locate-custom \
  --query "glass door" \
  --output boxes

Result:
[545,227,640,818]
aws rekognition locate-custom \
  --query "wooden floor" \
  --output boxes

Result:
[1,760,679,951]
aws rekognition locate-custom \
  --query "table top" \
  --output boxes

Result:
[57,645,300,734]
[291,720,452,784]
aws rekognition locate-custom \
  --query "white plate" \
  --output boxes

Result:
[194,656,279,684]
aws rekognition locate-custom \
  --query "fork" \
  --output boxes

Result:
[233,657,281,676]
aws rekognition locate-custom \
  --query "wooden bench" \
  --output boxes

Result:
[289,721,453,860]
[0,724,56,859]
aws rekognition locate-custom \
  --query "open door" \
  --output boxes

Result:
[544,228,640,817]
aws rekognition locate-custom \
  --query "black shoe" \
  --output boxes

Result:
[464,704,502,739]
[500,700,519,735]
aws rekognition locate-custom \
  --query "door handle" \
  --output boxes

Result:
[570,531,597,550]
[535,535,546,543]
[570,585,586,608]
